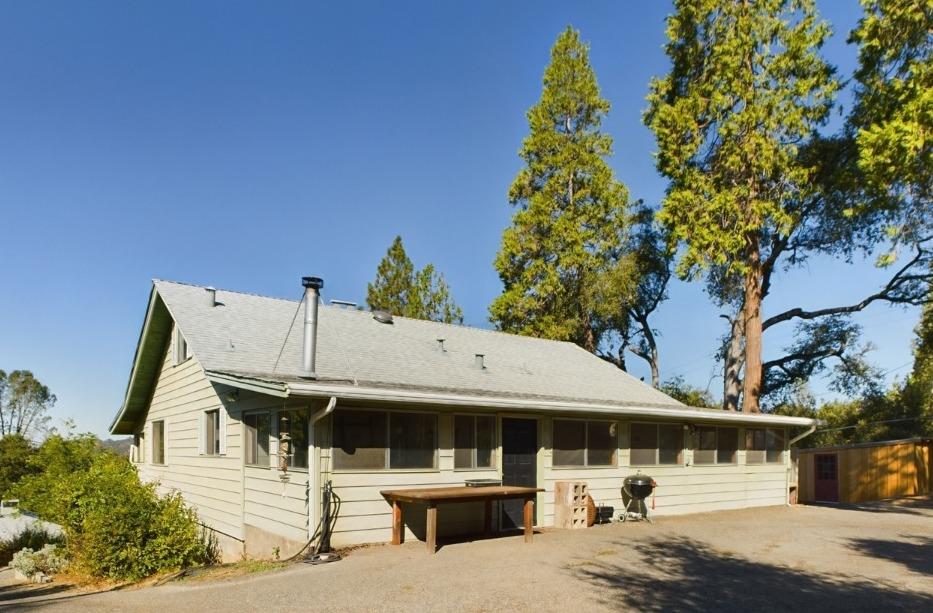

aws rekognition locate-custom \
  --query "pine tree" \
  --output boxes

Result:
[490,27,630,354]
[645,0,837,411]
[366,236,463,324]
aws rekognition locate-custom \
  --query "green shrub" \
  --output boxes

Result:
[0,525,64,567]
[18,452,217,581]
[10,544,67,577]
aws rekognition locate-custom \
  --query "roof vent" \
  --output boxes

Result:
[330,299,357,309]
[474,354,485,370]
[205,286,217,307]
[373,310,394,324]
[437,338,446,352]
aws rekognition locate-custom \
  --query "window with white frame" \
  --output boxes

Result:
[630,423,683,466]
[746,428,785,464]
[332,409,437,470]
[244,412,271,467]
[201,409,225,456]
[279,410,309,470]
[454,415,495,469]
[553,420,617,467]
[173,326,192,365]
[152,420,165,464]
[692,426,738,465]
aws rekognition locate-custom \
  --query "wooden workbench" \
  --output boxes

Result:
[380,485,544,553]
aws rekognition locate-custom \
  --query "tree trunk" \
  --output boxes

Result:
[742,236,763,413]
[723,314,745,411]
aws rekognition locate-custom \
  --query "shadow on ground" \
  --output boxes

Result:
[848,534,933,576]
[569,536,933,611]
[808,495,933,518]
[0,582,73,603]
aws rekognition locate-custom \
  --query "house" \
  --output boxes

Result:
[797,438,932,504]
[110,278,816,560]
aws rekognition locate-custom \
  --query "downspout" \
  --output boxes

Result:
[786,423,819,506]
[309,396,337,539]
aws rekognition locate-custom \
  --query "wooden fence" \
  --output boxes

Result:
[797,438,931,504]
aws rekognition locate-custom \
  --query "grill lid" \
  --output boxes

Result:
[624,475,654,486]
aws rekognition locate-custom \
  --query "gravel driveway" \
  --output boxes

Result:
[3,497,932,612]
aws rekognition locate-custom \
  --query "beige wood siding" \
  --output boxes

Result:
[235,391,313,548]
[135,324,244,540]
[325,409,791,547]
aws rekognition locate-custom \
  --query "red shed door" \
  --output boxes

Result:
[814,453,839,502]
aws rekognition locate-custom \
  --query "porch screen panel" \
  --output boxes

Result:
[587,421,617,466]
[553,420,585,466]
[333,410,388,469]
[658,424,683,465]
[630,423,658,465]
[284,409,310,469]
[475,416,495,468]
[454,415,474,469]
[717,427,738,464]
[766,428,785,463]
[389,412,437,469]
[693,426,716,465]
[746,428,767,464]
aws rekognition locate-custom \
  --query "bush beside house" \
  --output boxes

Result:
[1,432,216,581]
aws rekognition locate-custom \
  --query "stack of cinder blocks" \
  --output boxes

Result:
[554,481,588,529]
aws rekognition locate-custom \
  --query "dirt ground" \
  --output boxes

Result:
[3,497,931,612]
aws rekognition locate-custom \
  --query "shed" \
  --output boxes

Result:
[797,438,932,504]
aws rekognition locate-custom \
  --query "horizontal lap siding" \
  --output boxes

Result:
[327,413,791,547]
[136,327,244,541]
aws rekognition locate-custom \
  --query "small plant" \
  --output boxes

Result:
[272,546,280,561]
[0,525,64,567]
[11,544,68,577]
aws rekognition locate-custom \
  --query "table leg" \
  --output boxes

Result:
[391,499,404,545]
[426,502,437,554]
[484,499,492,536]
[523,497,534,543]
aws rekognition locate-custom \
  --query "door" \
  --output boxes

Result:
[814,453,839,502]
[501,418,537,530]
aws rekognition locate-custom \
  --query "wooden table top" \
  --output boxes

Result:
[380,485,544,504]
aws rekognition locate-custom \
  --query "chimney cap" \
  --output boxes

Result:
[302,276,324,290]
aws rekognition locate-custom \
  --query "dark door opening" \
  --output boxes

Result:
[501,417,537,530]
[814,453,839,502]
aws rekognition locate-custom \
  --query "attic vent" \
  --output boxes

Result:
[331,299,357,309]
[373,310,394,324]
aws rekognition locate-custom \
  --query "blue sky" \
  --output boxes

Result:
[0,1,921,437]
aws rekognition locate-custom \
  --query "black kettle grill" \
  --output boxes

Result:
[621,474,657,523]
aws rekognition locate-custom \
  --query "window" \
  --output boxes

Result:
[134,431,145,463]
[692,426,738,465]
[631,423,683,466]
[244,412,271,467]
[553,420,617,467]
[203,409,221,455]
[746,428,785,464]
[454,415,496,469]
[332,409,437,470]
[280,410,309,470]
[173,327,191,365]
[152,420,165,464]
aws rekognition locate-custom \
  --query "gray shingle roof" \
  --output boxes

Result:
[155,279,684,409]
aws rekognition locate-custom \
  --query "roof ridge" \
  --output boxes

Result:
[152,278,580,348]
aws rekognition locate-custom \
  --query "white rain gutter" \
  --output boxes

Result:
[309,397,337,539]
[286,382,816,427]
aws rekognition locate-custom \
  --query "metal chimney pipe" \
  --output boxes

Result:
[302,276,324,378]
